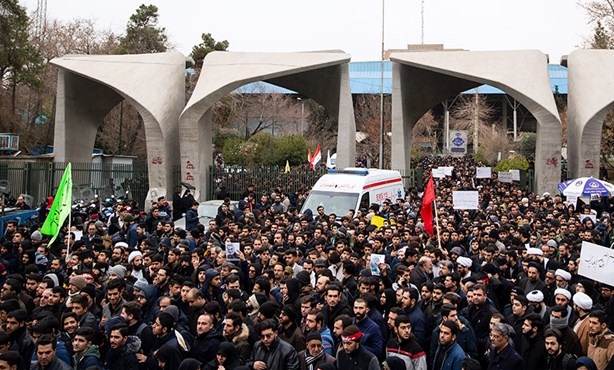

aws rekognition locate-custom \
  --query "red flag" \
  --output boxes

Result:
[308,148,313,169]
[312,145,322,169]
[420,174,436,236]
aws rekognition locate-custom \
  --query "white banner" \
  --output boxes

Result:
[498,172,513,183]
[432,168,446,178]
[453,191,479,209]
[578,241,614,285]
[580,214,597,224]
[476,167,492,179]
[441,167,454,176]
[510,170,520,181]
[449,130,468,156]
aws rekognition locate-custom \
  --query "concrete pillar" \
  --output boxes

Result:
[567,50,614,179]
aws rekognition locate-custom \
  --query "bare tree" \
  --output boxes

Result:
[354,94,391,167]
[412,110,440,154]
[232,83,304,139]
[450,94,496,149]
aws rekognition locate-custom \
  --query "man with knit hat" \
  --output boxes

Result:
[573,291,593,355]
[279,304,306,352]
[108,265,127,281]
[336,325,380,370]
[298,331,336,370]
[66,274,86,308]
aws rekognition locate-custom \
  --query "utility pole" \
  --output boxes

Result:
[421,0,425,44]
[379,0,385,169]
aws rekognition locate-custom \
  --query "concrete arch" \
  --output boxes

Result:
[179,51,356,199]
[567,49,614,178]
[51,52,185,198]
[390,50,562,194]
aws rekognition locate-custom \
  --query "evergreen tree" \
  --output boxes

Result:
[118,4,168,54]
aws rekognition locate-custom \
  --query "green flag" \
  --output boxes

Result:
[41,163,72,245]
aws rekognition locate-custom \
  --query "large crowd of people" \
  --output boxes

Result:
[0,155,612,370]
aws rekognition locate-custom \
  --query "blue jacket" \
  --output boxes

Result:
[126,223,138,248]
[406,305,426,346]
[186,208,199,231]
[432,342,465,370]
[320,326,335,356]
[354,316,384,360]
[429,318,478,362]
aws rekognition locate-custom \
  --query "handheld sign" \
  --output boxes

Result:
[453,191,479,210]
[578,241,614,285]
[476,167,491,179]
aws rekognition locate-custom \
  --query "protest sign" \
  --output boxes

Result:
[476,167,491,179]
[432,168,446,178]
[498,172,513,183]
[452,191,479,210]
[578,241,614,285]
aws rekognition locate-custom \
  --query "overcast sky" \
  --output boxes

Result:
[22,0,592,64]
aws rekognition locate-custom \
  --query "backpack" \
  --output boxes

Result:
[562,353,577,370]
[135,322,148,337]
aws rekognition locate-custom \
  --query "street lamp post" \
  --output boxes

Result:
[379,0,385,169]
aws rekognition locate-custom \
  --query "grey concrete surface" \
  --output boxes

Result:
[179,51,355,199]
[390,50,562,195]
[567,50,614,179]
[51,52,186,198]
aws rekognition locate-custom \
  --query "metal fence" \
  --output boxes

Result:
[206,165,425,200]
[0,161,150,209]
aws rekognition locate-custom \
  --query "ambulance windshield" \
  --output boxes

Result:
[301,191,359,217]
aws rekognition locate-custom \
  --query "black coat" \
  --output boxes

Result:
[189,328,222,364]
[104,336,141,370]
[246,338,299,370]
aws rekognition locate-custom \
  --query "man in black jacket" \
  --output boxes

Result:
[467,284,500,357]
[105,324,140,370]
[189,313,221,364]
[247,319,299,370]
[336,325,380,370]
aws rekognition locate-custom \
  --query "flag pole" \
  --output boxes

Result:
[67,165,72,262]
[433,198,442,251]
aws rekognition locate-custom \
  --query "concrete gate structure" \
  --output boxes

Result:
[179,51,356,199]
[51,52,186,200]
[389,50,562,195]
[567,49,614,179]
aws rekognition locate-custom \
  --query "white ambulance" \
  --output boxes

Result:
[301,168,405,217]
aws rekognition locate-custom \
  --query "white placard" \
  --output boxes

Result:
[453,191,479,210]
[432,168,446,178]
[498,172,513,183]
[510,170,520,181]
[441,167,454,176]
[578,241,614,285]
[567,197,578,208]
[476,167,492,179]
[72,230,83,241]
[580,214,597,224]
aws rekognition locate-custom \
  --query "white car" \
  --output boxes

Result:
[174,200,239,231]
